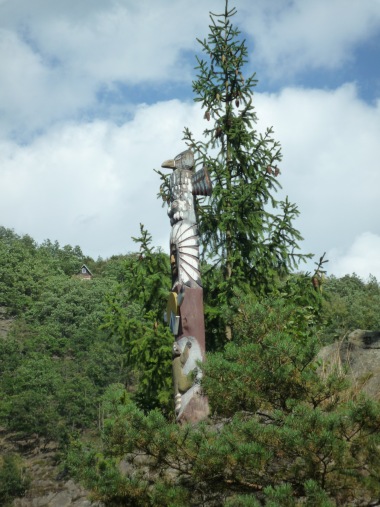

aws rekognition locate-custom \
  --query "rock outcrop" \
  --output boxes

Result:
[1,434,103,507]
[318,329,380,400]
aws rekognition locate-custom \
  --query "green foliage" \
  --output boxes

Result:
[64,4,380,506]
[24,275,117,352]
[0,313,126,442]
[0,227,55,314]
[0,222,173,444]
[66,386,189,506]
[0,227,129,444]
[67,293,380,506]
[102,224,173,413]
[89,254,134,281]
[202,293,338,416]
[170,2,310,341]
[0,227,84,315]
[0,354,62,439]
[0,454,30,506]
[39,239,84,275]
[129,224,171,314]
[2,5,380,506]
[103,300,173,412]
[322,274,380,340]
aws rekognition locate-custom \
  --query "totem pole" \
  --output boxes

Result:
[161,149,212,423]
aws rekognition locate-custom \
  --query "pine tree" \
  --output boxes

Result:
[67,292,380,506]
[182,1,309,341]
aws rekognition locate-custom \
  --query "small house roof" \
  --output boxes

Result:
[80,264,93,276]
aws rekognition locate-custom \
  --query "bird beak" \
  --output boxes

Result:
[161,159,176,169]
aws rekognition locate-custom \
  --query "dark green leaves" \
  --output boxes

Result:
[179,4,310,343]
[102,224,173,413]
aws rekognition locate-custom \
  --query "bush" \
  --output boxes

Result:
[0,454,30,506]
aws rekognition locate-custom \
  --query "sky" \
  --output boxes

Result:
[0,0,380,280]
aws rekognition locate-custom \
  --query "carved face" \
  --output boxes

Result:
[170,244,178,280]
[172,342,181,358]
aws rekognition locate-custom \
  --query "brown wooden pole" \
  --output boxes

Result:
[162,149,211,423]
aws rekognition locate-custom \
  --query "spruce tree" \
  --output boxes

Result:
[101,224,173,413]
[182,1,309,341]
[66,5,380,505]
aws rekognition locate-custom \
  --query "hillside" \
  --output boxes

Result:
[0,226,132,505]
[1,226,380,505]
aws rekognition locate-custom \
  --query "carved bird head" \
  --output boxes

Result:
[161,149,194,171]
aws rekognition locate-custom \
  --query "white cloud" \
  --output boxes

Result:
[253,83,380,276]
[328,232,380,280]
[240,0,380,78]
[0,0,379,278]
[0,99,204,258]
[27,3,194,83]
[1,82,379,276]
[0,28,96,138]
[1,0,379,138]
[0,0,223,137]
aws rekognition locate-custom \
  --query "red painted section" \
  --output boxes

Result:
[175,284,206,359]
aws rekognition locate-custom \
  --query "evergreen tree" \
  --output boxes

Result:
[63,4,380,505]
[101,224,174,413]
[66,292,380,506]
[182,1,309,341]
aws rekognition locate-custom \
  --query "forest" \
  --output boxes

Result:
[1,224,380,506]
[2,2,380,506]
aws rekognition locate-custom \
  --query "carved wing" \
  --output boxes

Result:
[171,221,201,288]
[192,167,212,196]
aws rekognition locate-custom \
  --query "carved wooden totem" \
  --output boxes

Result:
[162,149,212,423]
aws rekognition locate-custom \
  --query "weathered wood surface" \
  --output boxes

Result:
[162,149,211,423]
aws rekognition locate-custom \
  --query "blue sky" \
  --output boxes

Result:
[0,0,380,279]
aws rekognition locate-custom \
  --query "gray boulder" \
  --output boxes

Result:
[318,329,380,400]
